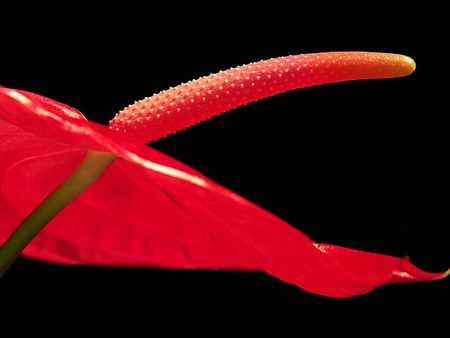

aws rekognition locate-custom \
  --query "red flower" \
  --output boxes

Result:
[0,52,447,297]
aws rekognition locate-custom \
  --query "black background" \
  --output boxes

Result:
[0,3,448,334]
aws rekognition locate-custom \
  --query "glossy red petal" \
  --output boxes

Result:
[1,52,447,298]
[0,87,273,269]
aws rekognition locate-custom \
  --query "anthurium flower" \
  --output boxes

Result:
[0,52,448,298]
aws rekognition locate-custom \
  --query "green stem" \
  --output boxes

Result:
[0,150,117,278]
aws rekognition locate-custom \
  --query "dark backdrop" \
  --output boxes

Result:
[0,4,447,334]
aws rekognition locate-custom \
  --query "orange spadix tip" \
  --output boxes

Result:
[398,55,416,75]
[389,53,416,76]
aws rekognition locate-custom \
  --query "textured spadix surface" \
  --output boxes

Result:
[109,52,416,143]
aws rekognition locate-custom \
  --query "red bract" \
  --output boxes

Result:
[0,52,448,297]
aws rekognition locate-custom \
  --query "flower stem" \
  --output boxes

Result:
[0,150,117,277]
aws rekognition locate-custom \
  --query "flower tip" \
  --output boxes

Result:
[394,256,450,282]
[387,54,416,77]
[437,266,450,280]
[402,55,416,75]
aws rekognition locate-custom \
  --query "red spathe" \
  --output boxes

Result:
[0,52,447,298]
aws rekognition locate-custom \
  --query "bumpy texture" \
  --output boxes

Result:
[109,52,415,143]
